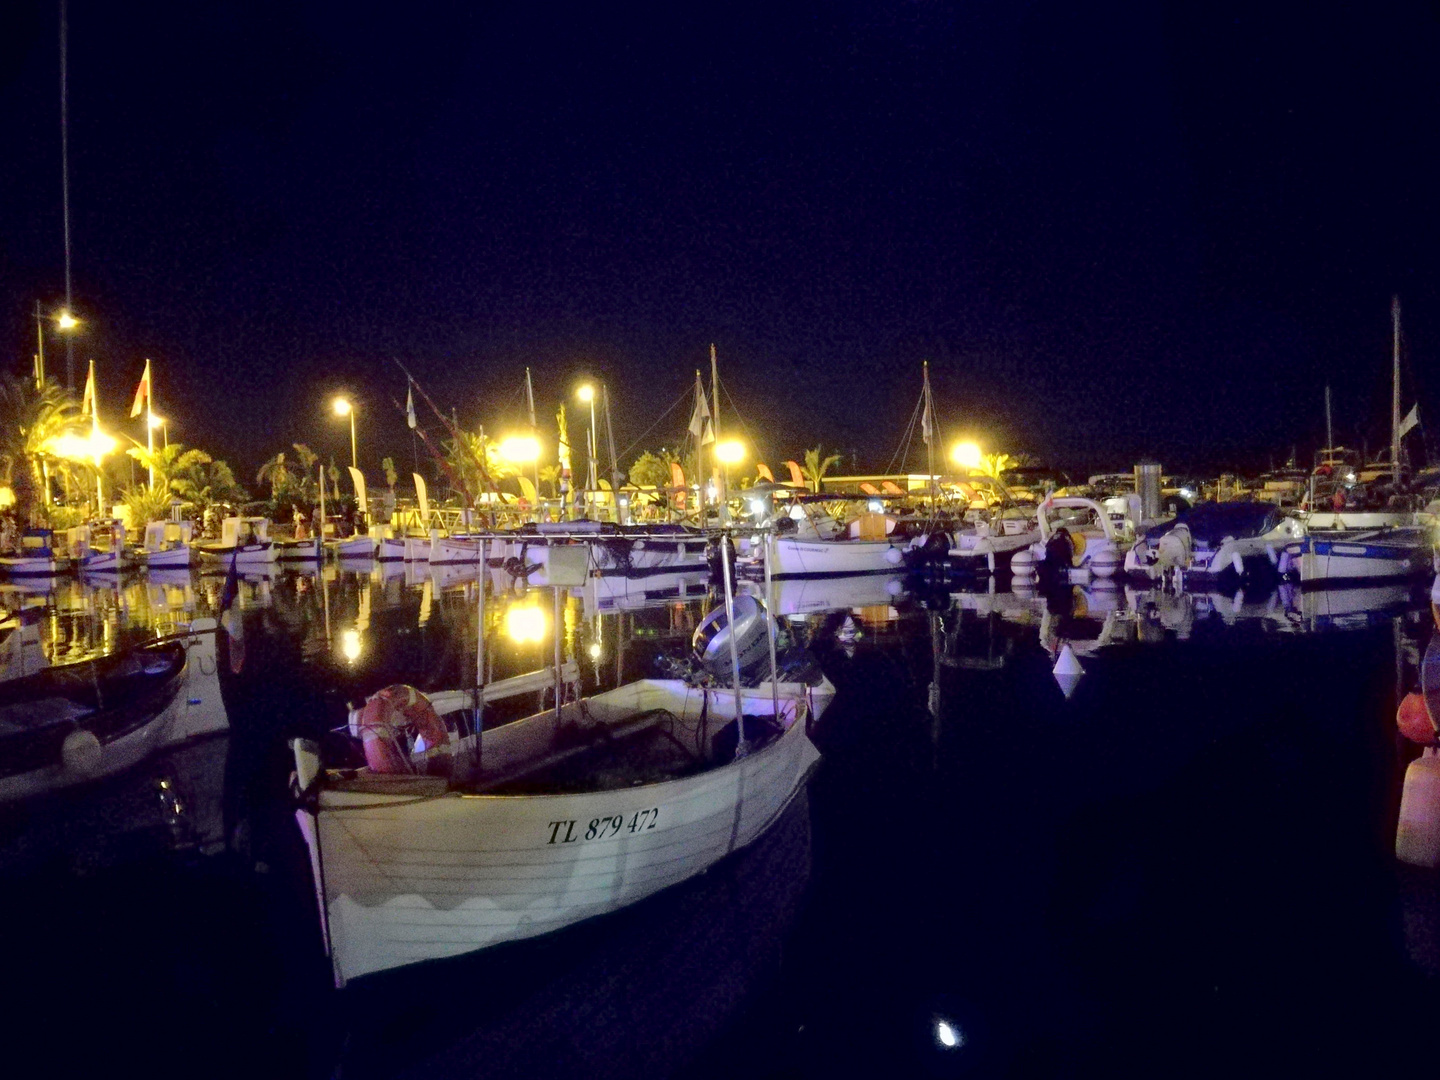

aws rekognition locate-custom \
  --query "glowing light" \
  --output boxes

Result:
[867,498,884,513]
[45,429,117,464]
[504,604,547,644]
[576,384,595,404]
[56,311,78,331]
[715,440,745,466]
[333,397,352,416]
[147,414,166,430]
[499,435,540,463]
[935,1020,964,1049]
[0,488,13,509]
[951,441,982,470]
[587,642,601,660]
[341,629,362,662]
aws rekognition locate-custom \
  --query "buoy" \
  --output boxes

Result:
[61,729,103,776]
[1011,547,1037,573]
[884,546,903,566]
[1396,747,1440,868]
[1397,692,1440,746]
[1089,549,1121,578]
[884,577,904,597]
[1053,644,1083,699]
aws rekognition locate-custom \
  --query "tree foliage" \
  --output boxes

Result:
[0,374,80,525]
[802,446,842,493]
[628,450,672,489]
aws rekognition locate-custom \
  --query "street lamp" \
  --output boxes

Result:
[575,383,598,502]
[32,303,81,387]
[147,413,169,448]
[951,440,982,471]
[715,440,746,523]
[333,397,357,470]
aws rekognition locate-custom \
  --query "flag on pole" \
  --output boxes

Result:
[557,405,572,475]
[81,361,97,418]
[1399,404,1421,439]
[688,371,714,444]
[405,383,417,430]
[129,359,151,418]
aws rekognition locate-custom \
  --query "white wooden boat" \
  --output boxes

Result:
[0,529,72,577]
[140,519,197,569]
[197,517,279,567]
[276,536,323,562]
[765,533,905,579]
[0,618,226,802]
[330,535,377,559]
[68,521,137,572]
[429,534,486,565]
[1278,528,1432,586]
[292,676,829,985]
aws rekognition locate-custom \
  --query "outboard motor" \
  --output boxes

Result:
[692,594,775,680]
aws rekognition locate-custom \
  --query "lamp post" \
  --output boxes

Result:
[32,303,80,388]
[147,413,168,449]
[333,397,357,470]
[576,383,598,509]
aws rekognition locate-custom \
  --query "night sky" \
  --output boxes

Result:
[3,1,1440,483]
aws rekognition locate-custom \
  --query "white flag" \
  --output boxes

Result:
[406,384,417,430]
[1398,404,1420,439]
[687,371,711,439]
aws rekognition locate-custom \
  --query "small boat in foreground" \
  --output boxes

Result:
[292,674,827,986]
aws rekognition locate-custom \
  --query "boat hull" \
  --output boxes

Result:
[299,680,822,985]
[767,537,902,579]
[198,542,279,566]
[1281,534,1431,586]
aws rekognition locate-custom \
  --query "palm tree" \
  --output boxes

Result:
[0,374,81,525]
[126,442,213,494]
[802,445,842,494]
[173,458,246,519]
[121,482,175,528]
[257,451,291,497]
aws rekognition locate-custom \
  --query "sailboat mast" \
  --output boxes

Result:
[524,367,539,498]
[90,359,102,512]
[710,344,722,522]
[1324,384,1333,456]
[1393,295,1402,488]
[602,384,620,489]
[923,361,936,504]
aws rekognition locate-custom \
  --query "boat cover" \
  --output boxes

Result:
[1145,502,1285,545]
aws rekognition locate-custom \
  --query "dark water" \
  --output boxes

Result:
[2,567,1438,1078]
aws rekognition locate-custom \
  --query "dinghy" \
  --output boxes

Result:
[0,619,226,801]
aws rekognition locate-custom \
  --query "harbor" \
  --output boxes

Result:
[5,3,1440,1076]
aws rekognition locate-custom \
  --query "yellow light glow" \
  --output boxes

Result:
[0,487,14,509]
[499,435,540,463]
[147,414,166,429]
[576,384,595,404]
[951,441,982,470]
[715,440,746,466]
[333,397,352,416]
[45,429,117,464]
[587,642,601,660]
[341,629,362,662]
[56,311,78,331]
[504,604,547,644]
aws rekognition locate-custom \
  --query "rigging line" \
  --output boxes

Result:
[884,389,925,476]
[614,385,692,463]
[719,381,761,459]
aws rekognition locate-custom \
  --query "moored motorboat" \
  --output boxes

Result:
[1125,501,1304,583]
[1278,527,1432,586]
[140,519,198,569]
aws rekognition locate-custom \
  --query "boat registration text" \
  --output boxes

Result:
[546,807,660,844]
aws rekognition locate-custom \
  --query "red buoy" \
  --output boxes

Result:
[1397,692,1439,747]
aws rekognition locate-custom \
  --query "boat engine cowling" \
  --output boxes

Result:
[693,594,775,679]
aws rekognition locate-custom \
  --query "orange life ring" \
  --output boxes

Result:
[1397,691,1440,747]
[356,684,451,774]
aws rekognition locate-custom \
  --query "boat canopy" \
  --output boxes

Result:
[1146,501,1285,545]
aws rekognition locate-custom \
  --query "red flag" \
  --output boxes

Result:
[129,359,151,418]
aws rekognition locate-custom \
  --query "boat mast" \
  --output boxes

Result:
[1324,384,1333,457]
[923,361,936,506]
[60,0,75,389]
[89,359,101,513]
[524,367,539,501]
[1392,295,1402,488]
[693,369,706,521]
[710,343,723,523]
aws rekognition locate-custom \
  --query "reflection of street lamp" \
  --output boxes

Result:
[333,397,357,470]
[341,628,362,663]
[576,383,598,500]
[504,603,547,644]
